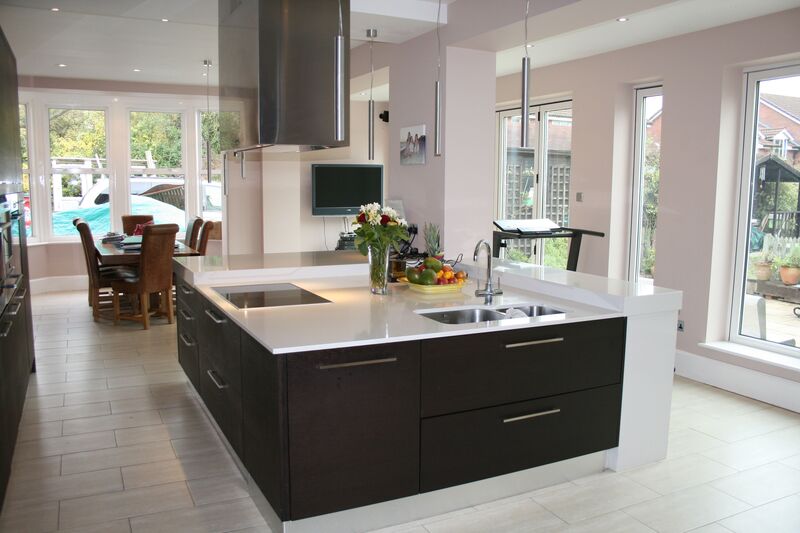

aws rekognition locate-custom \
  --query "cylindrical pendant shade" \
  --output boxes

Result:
[368,99,375,160]
[434,80,442,156]
[334,34,345,142]
[521,56,530,148]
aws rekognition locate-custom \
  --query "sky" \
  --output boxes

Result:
[761,75,800,97]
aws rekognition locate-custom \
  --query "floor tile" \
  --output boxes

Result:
[25,378,108,397]
[67,365,146,381]
[623,454,736,495]
[531,475,660,523]
[114,419,214,447]
[720,493,800,533]
[700,425,800,470]
[8,455,62,482]
[0,500,59,533]
[59,481,194,529]
[110,394,195,414]
[186,473,248,506]
[623,485,751,533]
[689,407,800,442]
[16,421,62,443]
[20,394,64,411]
[64,386,152,405]
[711,462,800,506]
[424,498,564,533]
[121,452,240,489]
[129,498,266,533]
[62,409,163,435]
[550,511,655,532]
[666,428,726,459]
[3,468,123,509]
[108,371,186,389]
[170,435,227,458]
[56,519,132,533]
[12,431,117,461]
[61,440,177,475]
[20,401,111,424]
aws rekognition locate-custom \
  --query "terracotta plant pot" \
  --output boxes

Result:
[754,261,773,281]
[779,266,800,286]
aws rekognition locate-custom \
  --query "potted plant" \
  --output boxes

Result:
[423,222,443,260]
[353,203,409,295]
[778,245,800,286]
[753,234,777,281]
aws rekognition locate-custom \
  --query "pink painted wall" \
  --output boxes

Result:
[496,8,800,363]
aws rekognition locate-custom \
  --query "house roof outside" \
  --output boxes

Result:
[762,93,800,122]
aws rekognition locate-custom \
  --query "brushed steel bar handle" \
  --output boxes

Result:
[505,337,564,349]
[179,333,196,347]
[204,309,226,324]
[179,308,194,321]
[318,357,397,370]
[207,369,228,389]
[5,302,21,316]
[503,408,561,424]
[13,287,27,299]
[0,321,13,337]
[179,285,194,295]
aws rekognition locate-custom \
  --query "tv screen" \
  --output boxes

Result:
[312,164,383,216]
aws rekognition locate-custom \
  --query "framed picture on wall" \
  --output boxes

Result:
[400,124,426,165]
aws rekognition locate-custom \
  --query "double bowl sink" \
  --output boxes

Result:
[419,304,564,325]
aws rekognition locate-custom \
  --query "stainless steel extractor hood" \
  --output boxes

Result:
[219,0,350,153]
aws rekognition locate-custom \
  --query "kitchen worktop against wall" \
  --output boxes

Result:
[260,100,390,254]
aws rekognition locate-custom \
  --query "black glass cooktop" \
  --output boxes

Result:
[213,283,330,309]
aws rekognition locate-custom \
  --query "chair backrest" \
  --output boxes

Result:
[196,220,215,256]
[184,217,203,249]
[139,224,179,293]
[74,219,101,289]
[122,214,154,235]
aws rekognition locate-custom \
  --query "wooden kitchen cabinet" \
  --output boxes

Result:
[286,341,421,519]
[421,317,626,417]
[176,298,199,389]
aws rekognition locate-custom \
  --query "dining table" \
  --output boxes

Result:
[94,239,200,266]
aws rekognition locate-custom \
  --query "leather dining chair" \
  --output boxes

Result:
[112,224,179,329]
[74,219,137,321]
[121,214,154,235]
[195,220,215,256]
[184,216,203,250]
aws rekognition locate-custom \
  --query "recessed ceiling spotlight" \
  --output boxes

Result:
[132,68,142,72]
[359,92,366,96]
[616,17,629,22]
[50,7,60,11]
[56,63,67,67]
[113,97,119,102]
[202,72,207,76]
[526,44,533,48]
[161,18,169,22]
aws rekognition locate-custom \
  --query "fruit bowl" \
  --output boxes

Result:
[400,257,469,294]
[397,279,465,294]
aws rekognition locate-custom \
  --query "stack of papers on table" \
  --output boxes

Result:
[120,236,142,251]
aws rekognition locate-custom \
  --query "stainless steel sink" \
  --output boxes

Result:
[495,305,565,317]
[419,308,506,325]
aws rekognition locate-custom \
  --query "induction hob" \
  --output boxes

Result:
[213,283,331,309]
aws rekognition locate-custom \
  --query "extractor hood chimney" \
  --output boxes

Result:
[219,0,350,153]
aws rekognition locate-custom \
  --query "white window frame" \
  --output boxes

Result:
[495,99,573,265]
[729,64,800,357]
[20,88,215,242]
[628,85,663,283]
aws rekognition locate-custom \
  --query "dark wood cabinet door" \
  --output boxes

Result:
[421,318,626,417]
[421,384,623,492]
[176,299,199,389]
[287,342,421,520]
[240,332,290,520]
[197,351,243,456]
[197,298,241,391]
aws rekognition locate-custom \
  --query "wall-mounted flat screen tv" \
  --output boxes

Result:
[311,164,383,216]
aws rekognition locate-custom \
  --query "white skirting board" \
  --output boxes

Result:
[676,350,800,413]
[30,275,88,295]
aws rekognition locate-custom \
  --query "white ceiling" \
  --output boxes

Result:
[0,0,455,86]
[495,0,800,77]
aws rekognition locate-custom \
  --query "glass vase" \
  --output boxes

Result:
[367,243,391,295]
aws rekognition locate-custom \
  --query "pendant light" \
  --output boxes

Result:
[434,0,442,156]
[334,0,345,142]
[521,0,531,148]
[367,29,377,160]
[203,59,212,185]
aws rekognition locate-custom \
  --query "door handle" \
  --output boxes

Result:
[503,408,561,424]
[318,357,397,370]
[207,369,228,389]
[505,337,564,350]
[179,285,194,295]
[204,309,227,324]
[179,308,194,321]
[13,287,27,300]
[0,321,13,337]
[179,333,196,347]
[5,302,21,316]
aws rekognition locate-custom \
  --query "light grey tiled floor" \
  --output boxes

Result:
[3,291,800,532]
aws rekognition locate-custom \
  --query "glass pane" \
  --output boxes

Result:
[638,95,663,281]
[199,111,224,221]
[129,112,185,230]
[543,108,573,269]
[19,104,32,237]
[739,75,800,349]
[48,108,109,236]
[501,112,539,262]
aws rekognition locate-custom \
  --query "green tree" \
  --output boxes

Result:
[49,109,107,161]
[129,112,182,169]
[640,137,660,276]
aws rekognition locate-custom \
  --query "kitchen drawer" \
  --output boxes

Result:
[421,318,626,417]
[198,352,243,456]
[420,384,622,492]
[176,298,197,339]
[177,326,200,390]
[176,279,199,310]
[197,298,241,391]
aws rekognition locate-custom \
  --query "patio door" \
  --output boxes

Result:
[731,65,800,354]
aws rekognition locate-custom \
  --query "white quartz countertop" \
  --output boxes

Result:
[174,252,682,354]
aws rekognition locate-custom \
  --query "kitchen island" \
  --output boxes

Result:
[173,251,682,533]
